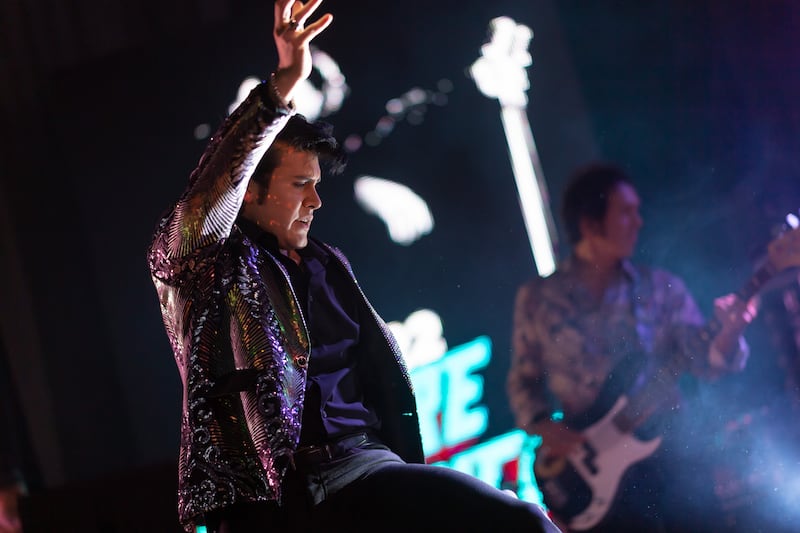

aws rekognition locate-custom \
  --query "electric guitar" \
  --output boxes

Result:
[532,224,800,531]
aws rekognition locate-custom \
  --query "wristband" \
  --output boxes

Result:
[267,72,295,110]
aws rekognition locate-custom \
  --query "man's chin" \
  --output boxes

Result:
[293,236,309,249]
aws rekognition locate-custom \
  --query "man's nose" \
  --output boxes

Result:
[307,187,322,209]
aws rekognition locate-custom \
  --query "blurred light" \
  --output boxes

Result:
[501,106,556,276]
[228,76,261,115]
[516,433,546,506]
[449,430,526,493]
[312,47,349,116]
[470,16,532,108]
[223,47,349,121]
[386,98,404,115]
[407,109,425,125]
[343,134,362,153]
[404,87,427,106]
[388,308,448,370]
[364,132,381,146]
[375,116,396,136]
[193,123,211,140]
[786,212,799,229]
[349,80,451,154]
[431,92,448,106]
[410,336,491,456]
[354,175,434,245]
[470,16,557,277]
[294,80,326,119]
[439,338,491,447]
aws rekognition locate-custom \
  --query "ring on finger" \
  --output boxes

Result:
[287,18,299,30]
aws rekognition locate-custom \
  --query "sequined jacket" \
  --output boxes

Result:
[507,256,748,430]
[148,83,424,532]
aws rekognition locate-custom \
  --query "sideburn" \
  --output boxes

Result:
[255,183,269,204]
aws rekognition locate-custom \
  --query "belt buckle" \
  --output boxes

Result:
[294,432,368,469]
[320,443,335,461]
[294,443,333,468]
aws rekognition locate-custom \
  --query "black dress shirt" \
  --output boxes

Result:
[237,218,381,446]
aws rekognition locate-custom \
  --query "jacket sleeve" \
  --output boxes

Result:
[151,82,294,272]
[146,82,294,381]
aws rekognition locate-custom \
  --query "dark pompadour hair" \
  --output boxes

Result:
[251,114,347,187]
[561,162,634,245]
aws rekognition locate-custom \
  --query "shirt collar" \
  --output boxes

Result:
[236,217,282,254]
[561,254,638,283]
[236,216,329,265]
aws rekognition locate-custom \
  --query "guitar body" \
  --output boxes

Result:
[533,396,663,531]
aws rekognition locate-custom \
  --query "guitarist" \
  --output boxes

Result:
[507,162,757,533]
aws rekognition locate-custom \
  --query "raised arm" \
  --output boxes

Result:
[155,0,332,262]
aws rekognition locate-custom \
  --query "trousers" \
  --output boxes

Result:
[203,433,559,533]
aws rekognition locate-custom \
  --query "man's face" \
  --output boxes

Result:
[590,182,643,260]
[243,145,322,251]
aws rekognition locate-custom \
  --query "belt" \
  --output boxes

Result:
[293,432,373,469]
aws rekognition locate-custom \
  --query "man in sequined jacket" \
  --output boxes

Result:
[148,1,561,532]
[508,162,758,532]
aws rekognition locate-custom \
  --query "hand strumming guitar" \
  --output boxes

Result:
[528,419,585,459]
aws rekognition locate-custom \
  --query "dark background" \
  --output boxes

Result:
[2,0,800,530]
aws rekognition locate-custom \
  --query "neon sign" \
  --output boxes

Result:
[407,334,544,506]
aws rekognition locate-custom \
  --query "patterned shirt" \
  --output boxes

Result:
[507,255,747,430]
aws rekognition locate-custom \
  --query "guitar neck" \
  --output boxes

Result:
[737,260,777,302]
[705,259,775,338]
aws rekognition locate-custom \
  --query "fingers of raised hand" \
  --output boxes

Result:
[275,0,328,35]
[296,12,332,45]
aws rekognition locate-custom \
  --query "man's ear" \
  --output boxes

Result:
[579,216,602,239]
[243,181,262,205]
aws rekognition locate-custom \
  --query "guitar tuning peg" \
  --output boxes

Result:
[771,222,787,239]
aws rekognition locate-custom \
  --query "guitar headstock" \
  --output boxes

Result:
[767,222,800,272]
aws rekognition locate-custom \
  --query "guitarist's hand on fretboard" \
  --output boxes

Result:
[709,293,758,371]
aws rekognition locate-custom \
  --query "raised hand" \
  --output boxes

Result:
[272,0,333,103]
